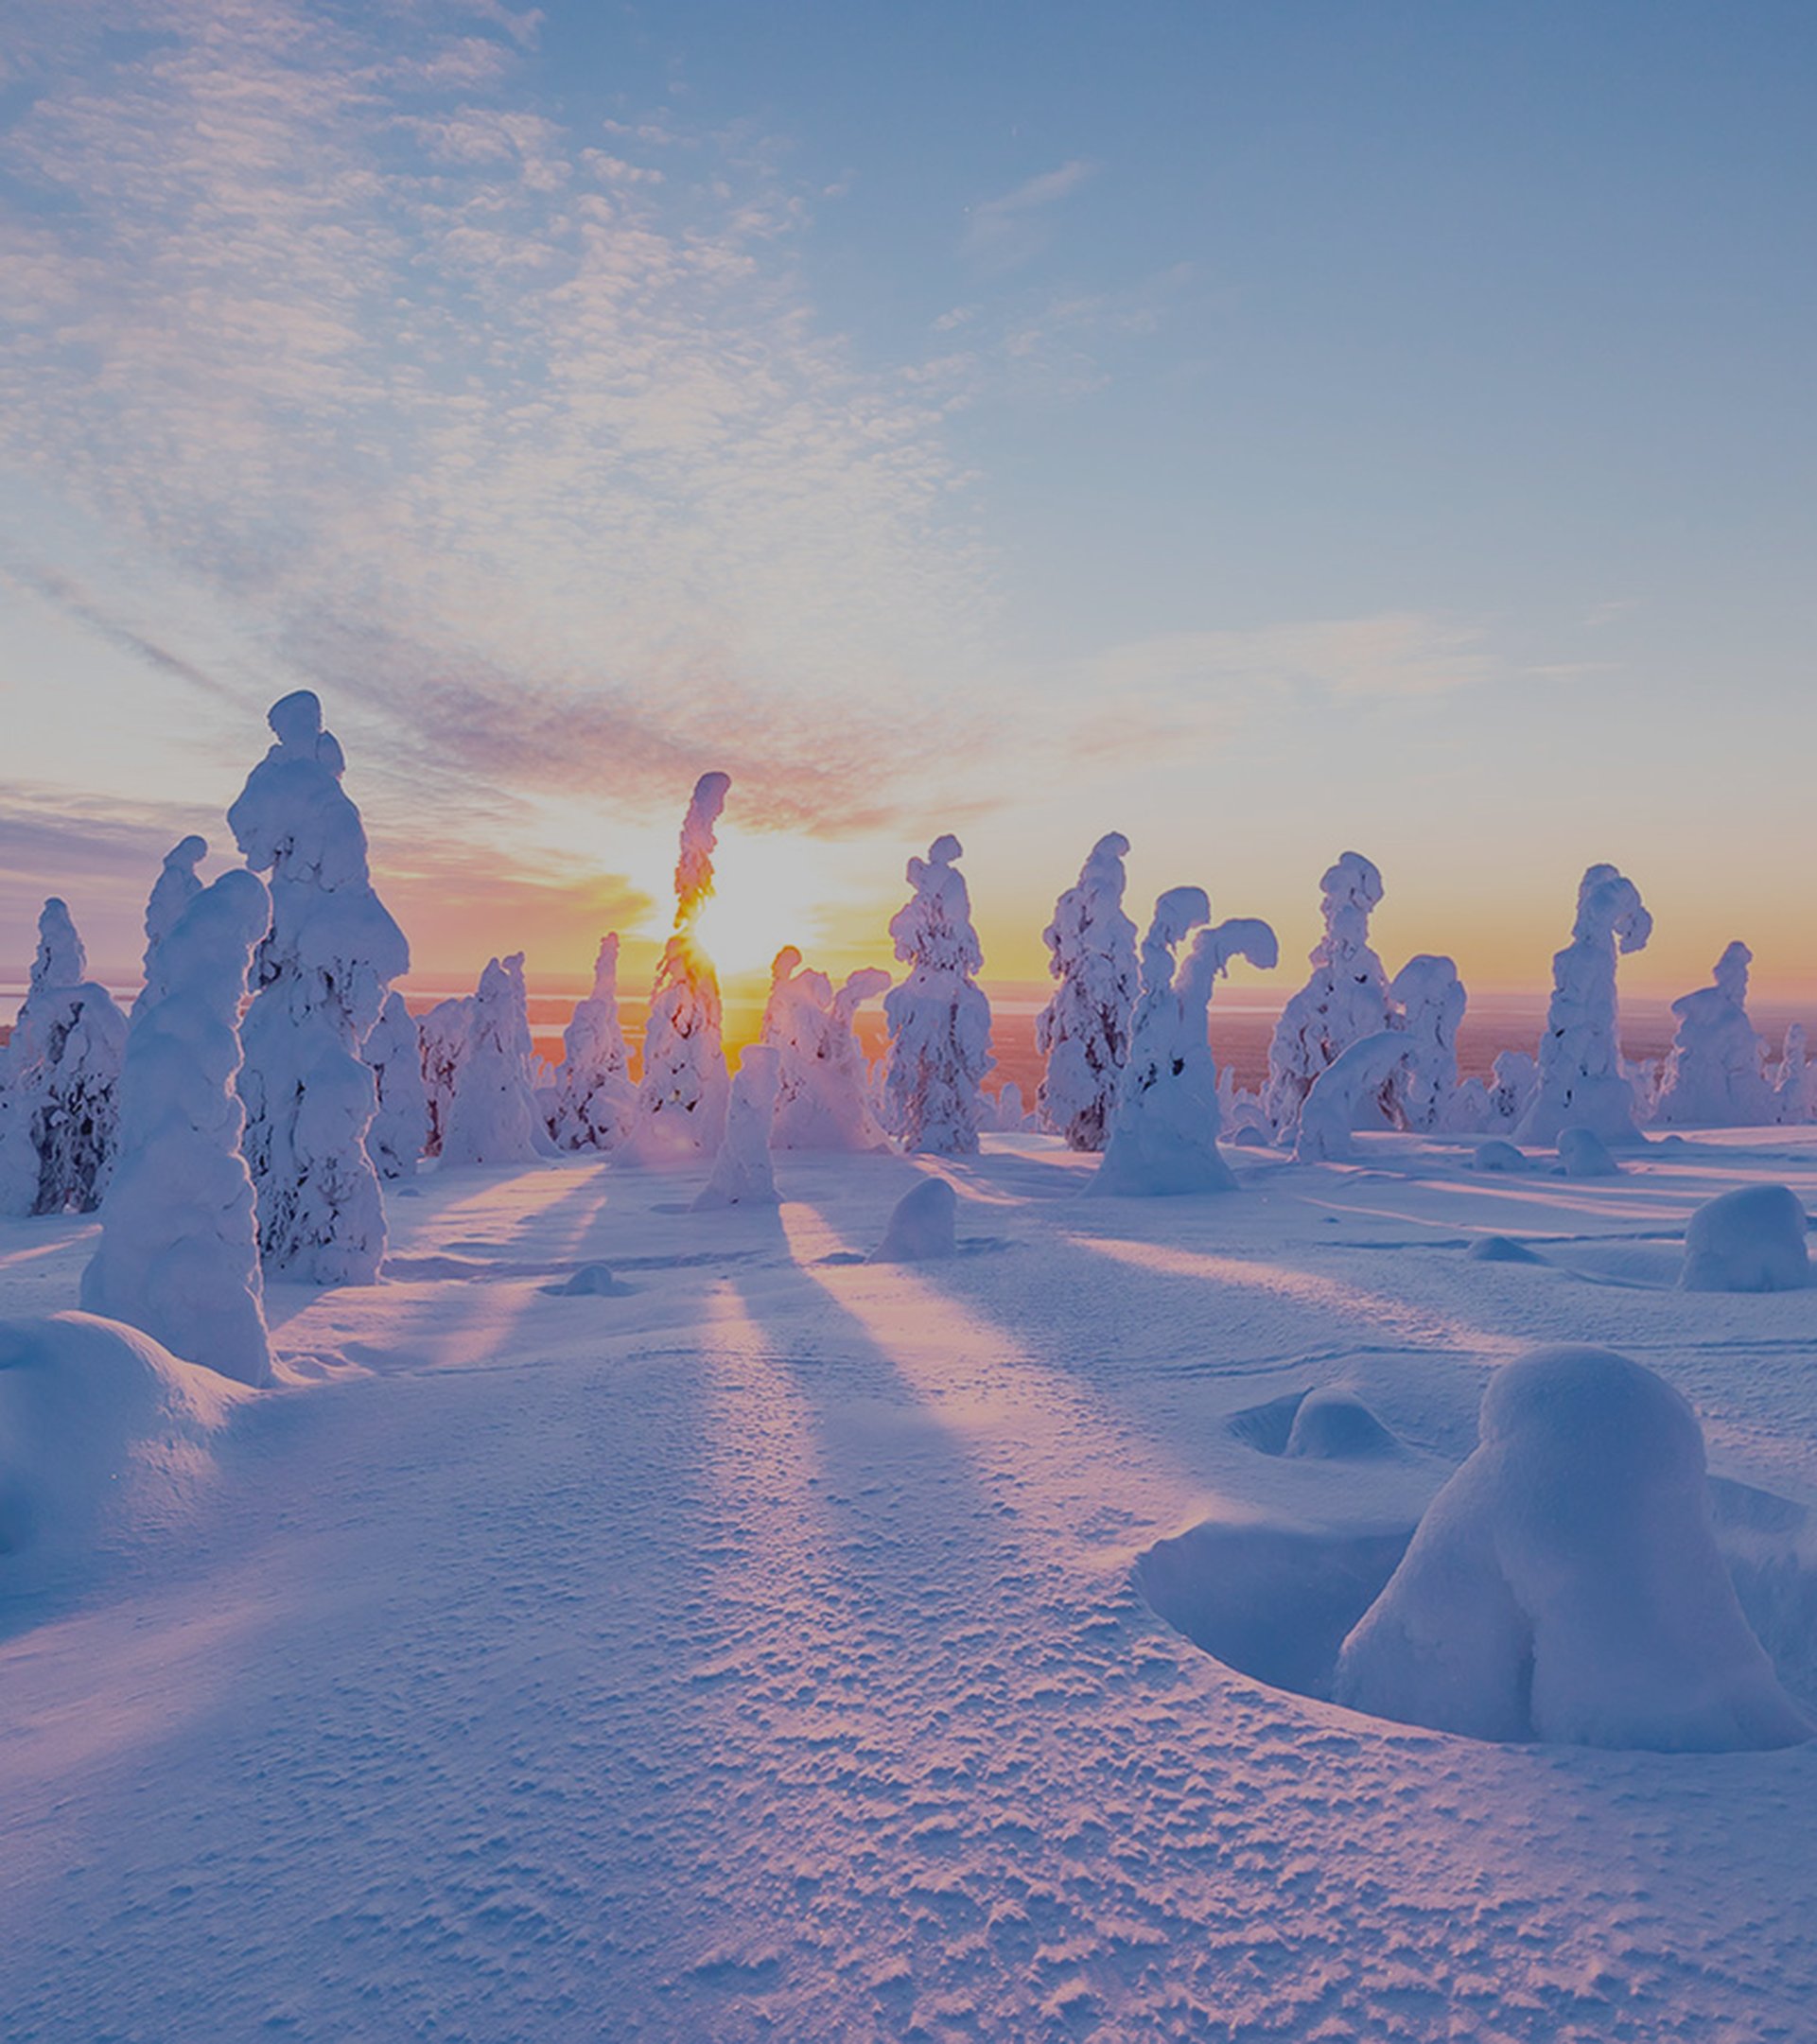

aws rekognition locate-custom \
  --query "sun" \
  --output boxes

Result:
[685,826,841,984]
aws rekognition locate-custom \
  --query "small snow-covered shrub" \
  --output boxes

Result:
[1284,1389,1401,1461]
[1036,832,1139,1151]
[1681,1184,1810,1294]
[1295,1031,1408,1164]
[869,1176,958,1264]
[1472,1139,1528,1173]
[882,836,993,1157]
[694,1046,780,1211]
[1335,1345,1810,1750]
[1557,1126,1619,1179]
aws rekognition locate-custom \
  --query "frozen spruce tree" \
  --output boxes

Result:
[1774,1024,1814,1126]
[1093,887,1278,1196]
[228,690,410,1284]
[1263,852,1391,1142]
[882,834,994,1156]
[418,995,472,1157]
[1516,863,1652,1148]
[760,948,892,1151]
[138,835,208,999]
[1653,941,1775,1127]
[441,954,545,1167]
[81,870,273,1388]
[550,935,637,1153]
[638,773,732,1158]
[0,899,129,1216]
[693,1045,781,1210]
[364,991,428,1180]
[1036,832,1140,1151]
[1388,954,1467,1131]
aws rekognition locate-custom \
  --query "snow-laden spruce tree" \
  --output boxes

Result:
[417,996,471,1157]
[1653,941,1775,1127]
[1093,887,1278,1196]
[882,834,994,1156]
[693,1045,781,1210]
[81,869,273,1388]
[760,947,892,1151]
[1774,1024,1814,1126]
[1388,954,1467,1131]
[227,690,410,1283]
[1263,852,1391,1142]
[638,773,732,1158]
[364,991,428,1180]
[1296,1032,1411,1163]
[1516,863,1652,1148]
[0,899,129,1216]
[139,835,208,999]
[1035,832,1140,1152]
[440,954,545,1166]
[550,934,637,1153]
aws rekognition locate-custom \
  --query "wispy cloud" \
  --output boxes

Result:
[963,160,1096,267]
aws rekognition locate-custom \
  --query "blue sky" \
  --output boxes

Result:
[1,1,1812,998]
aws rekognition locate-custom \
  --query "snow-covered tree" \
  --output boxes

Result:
[1653,941,1775,1127]
[550,934,637,1153]
[638,773,732,1157]
[1094,887,1278,1196]
[228,690,409,1283]
[1516,863,1652,1148]
[417,996,471,1157]
[139,835,208,1000]
[1487,1049,1539,1128]
[882,834,994,1156]
[1388,954,1466,1131]
[693,1045,781,1210]
[1296,1031,1412,1163]
[1774,1023,1814,1126]
[81,869,272,1387]
[364,991,428,1180]
[1263,852,1391,1141]
[760,947,891,1151]
[441,953,545,1167]
[0,899,129,1216]
[1035,832,1139,1152]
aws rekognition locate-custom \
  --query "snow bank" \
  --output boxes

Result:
[1336,1345,1810,1750]
[0,900,129,1216]
[440,954,545,1167]
[550,935,636,1153]
[869,1176,957,1264]
[0,1312,247,1598]
[761,950,891,1151]
[1295,1031,1408,1163]
[1036,833,1139,1151]
[1094,890,1277,1196]
[228,691,409,1283]
[364,992,428,1180]
[1654,942,1775,1127]
[638,775,732,1158]
[1517,864,1651,1147]
[80,870,273,1388]
[693,1046,780,1210]
[1681,1184,1810,1293]
[1263,852,1390,1141]
[882,836,993,1156]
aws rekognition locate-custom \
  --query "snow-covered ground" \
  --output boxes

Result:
[4,1128,1817,2039]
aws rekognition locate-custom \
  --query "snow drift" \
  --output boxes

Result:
[1680,1184,1810,1293]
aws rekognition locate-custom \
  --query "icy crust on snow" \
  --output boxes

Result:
[868,1173,957,1263]
[1036,832,1139,1152]
[1336,1345,1811,1751]
[693,1045,781,1211]
[1094,889,1277,1196]
[760,950,891,1152]
[550,935,636,1154]
[1681,1183,1811,1293]
[1263,851,1390,1141]
[882,835,993,1156]
[364,991,428,1181]
[440,955,545,1168]
[638,774,732,1158]
[0,899,128,1217]
[0,1312,248,1598]
[1654,941,1775,1127]
[1517,863,1651,1148]
[80,871,272,1388]
[228,692,409,1284]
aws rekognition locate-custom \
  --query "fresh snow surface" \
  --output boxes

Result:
[6,1124,1817,2036]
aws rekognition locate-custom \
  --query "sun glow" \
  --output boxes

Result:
[675,826,849,985]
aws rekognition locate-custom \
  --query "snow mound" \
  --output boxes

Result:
[0,1313,246,1599]
[869,1177,957,1264]
[1471,1139,1528,1173]
[1681,1184,1810,1294]
[1335,1345,1811,1750]
[1284,1388,1402,1460]
[548,1263,627,1298]
[1469,1234,1547,1266]
[1557,1126,1619,1179]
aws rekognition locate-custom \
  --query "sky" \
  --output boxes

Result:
[2,0,1813,1009]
